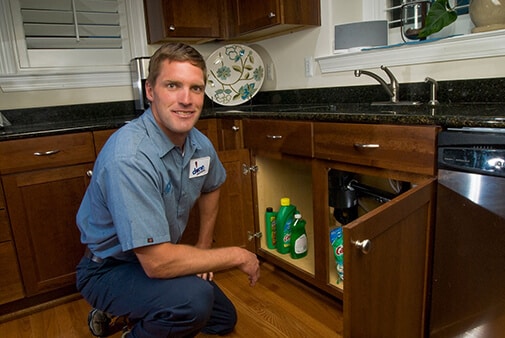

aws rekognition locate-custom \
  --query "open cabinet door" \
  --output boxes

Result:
[343,178,435,338]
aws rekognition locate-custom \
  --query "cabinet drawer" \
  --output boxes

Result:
[243,119,313,157]
[93,129,117,156]
[313,123,439,176]
[0,132,95,174]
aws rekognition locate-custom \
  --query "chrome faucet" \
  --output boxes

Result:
[354,65,399,103]
[425,77,439,106]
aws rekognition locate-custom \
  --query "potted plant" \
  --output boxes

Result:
[418,0,458,38]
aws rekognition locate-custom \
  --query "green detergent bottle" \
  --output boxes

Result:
[290,213,308,259]
[276,197,296,254]
[265,207,277,249]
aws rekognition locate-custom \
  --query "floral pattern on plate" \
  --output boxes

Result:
[205,44,264,106]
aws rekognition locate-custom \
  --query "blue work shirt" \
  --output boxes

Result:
[76,109,226,261]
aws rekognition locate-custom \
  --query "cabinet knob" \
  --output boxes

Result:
[352,239,371,254]
[169,24,176,31]
[232,125,240,132]
[86,170,93,177]
[268,12,276,19]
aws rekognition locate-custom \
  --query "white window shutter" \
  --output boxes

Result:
[19,0,122,49]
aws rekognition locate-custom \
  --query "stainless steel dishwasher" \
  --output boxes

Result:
[429,128,505,337]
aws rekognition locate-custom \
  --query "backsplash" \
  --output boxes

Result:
[211,77,505,108]
[2,77,505,122]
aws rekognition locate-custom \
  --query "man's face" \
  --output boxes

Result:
[146,60,205,146]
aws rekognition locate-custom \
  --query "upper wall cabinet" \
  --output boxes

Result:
[231,0,321,41]
[143,0,228,44]
[143,0,321,44]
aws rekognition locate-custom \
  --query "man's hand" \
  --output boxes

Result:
[197,272,214,281]
[238,249,260,287]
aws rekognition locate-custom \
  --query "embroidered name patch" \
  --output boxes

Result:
[189,156,210,178]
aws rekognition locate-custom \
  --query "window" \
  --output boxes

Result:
[0,0,148,91]
[386,0,470,29]
[318,0,505,73]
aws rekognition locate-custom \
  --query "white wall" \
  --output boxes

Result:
[1,0,504,110]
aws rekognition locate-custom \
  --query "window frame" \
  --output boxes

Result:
[0,0,148,92]
[316,0,505,73]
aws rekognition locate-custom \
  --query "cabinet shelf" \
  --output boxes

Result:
[254,155,315,277]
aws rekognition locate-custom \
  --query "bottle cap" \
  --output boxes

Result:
[280,197,290,206]
[266,207,273,212]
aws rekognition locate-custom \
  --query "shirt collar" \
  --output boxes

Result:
[141,109,201,160]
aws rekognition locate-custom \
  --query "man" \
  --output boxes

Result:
[76,43,260,337]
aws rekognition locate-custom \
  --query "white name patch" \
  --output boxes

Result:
[189,156,210,178]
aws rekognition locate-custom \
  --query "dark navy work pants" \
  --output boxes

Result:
[76,256,237,337]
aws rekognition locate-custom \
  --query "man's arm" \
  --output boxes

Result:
[134,242,260,286]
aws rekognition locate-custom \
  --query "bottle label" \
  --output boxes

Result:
[283,218,293,248]
[294,234,307,254]
[270,217,277,246]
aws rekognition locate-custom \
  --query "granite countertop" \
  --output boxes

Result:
[1,101,505,141]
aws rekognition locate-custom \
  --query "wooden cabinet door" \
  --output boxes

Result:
[2,163,92,296]
[235,0,281,34]
[217,119,243,150]
[233,0,321,38]
[181,149,255,252]
[144,0,224,43]
[343,178,435,338]
[0,241,24,304]
[213,149,255,251]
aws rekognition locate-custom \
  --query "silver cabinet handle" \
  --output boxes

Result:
[354,143,380,149]
[169,24,175,31]
[268,12,276,19]
[33,149,60,156]
[86,170,93,177]
[232,125,240,132]
[266,135,282,139]
[352,239,371,254]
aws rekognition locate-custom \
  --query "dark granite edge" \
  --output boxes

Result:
[2,76,505,141]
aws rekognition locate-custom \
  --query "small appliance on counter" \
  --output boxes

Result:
[130,57,150,114]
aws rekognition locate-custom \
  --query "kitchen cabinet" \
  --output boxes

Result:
[0,133,94,297]
[0,183,24,305]
[143,0,228,44]
[143,0,320,43]
[243,119,439,337]
[231,0,321,41]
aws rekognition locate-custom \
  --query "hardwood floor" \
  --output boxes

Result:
[0,263,343,337]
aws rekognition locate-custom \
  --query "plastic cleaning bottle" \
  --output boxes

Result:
[265,207,277,249]
[290,213,308,259]
[276,197,296,254]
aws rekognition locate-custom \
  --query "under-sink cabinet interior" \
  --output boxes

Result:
[243,118,439,338]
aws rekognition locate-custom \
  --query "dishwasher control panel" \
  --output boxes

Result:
[439,147,505,176]
[438,129,505,177]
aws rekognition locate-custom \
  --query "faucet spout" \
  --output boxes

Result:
[354,65,399,103]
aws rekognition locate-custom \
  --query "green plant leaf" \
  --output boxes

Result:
[418,0,458,38]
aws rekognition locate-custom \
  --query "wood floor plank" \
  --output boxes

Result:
[0,263,343,337]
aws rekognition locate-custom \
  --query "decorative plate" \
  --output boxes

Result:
[205,44,264,106]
